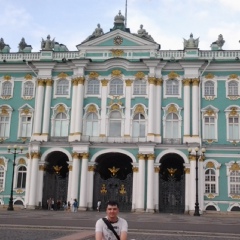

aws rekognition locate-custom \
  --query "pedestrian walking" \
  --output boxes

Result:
[97,199,101,212]
[73,199,78,212]
[95,200,128,240]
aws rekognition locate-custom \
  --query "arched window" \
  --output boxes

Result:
[109,111,121,137]
[166,113,179,138]
[17,166,27,189]
[56,79,69,95]
[228,81,238,96]
[166,80,179,95]
[1,81,12,96]
[87,79,99,94]
[54,112,68,136]
[85,113,99,137]
[204,81,214,96]
[133,80,146,95]
[205,169,216,193]
[23,81,34,97]
[132,113,145,137]
[0,165,4,190]
[110,79,123,95]
[230,171,240,194]
[0,115,10,138]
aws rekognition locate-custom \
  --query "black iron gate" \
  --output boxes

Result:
[159,174,185,213]
[42,172,68,209]
[93,172,133,212]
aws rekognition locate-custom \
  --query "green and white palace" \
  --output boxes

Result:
[0,11,240,214]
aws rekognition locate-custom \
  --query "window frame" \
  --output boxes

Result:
[109,79,123,96]
[163,77,182,99]
[16,166,27,189]
[226,161,240,198]
[0,105,12,139]
[87,79,100,95]
[1,80,13,99]
[22,80,35,99]
[53,78,71,98]
[133,79,147,95]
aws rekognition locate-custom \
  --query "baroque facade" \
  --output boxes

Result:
[0,12,240,214]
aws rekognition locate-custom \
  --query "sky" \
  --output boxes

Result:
[1,0,240,52]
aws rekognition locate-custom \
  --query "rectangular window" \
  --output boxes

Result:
[0,116,10,137]
[204,117,215,139]
[229,117,239,140]
[20,116,32,137]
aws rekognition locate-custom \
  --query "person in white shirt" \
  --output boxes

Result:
[95,200,128,240]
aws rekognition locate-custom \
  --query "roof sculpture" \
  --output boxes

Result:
[183,33,199,49]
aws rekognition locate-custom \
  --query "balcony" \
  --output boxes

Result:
[81,135,147,143]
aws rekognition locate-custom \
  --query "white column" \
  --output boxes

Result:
[136,154,145,211]
[37,165,44,207]
[42,79,53,136]
[184,165,190,213]
[124,80,132,137]
[70,79,78,135]
[192,79,200,136]
[154,165,160,212]
[147,77,155,140]
[189,154,196,213]
[199,157,204,213]
[33,80,45,135]
[71,153,80,200]
[24,156,32,208]
[100,79,108,137]
[87,164,95,210]
[74,78,85,138]
[79,153,89,210]
[146,154,154,212]
[183,79,191,138]
[28,152,40,208]
[67,164,73,203]
[131,165,138,211]
[155,79,162,142]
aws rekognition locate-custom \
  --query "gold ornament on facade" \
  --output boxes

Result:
[0,158,5,166]
[88,165,95,171]
[4,75,11,80]
[57,104,65,113]
[18,158,26,165]
[154,166,160,173]
[231,195,240,199]
[100,184,107,194]
[132,166,138,172]
[32,152,41,159]
[228,74,239,80]
[39,165,45,171]
[58,72,68,78]
[207,193,215,199]
[101,79,108,86]
[25,74,32,80]
[229,162,240,171]
[37,79,45,86]
[0,106,9,116]
[87,104,97,113]
[110,103,120,110]
[111,69,122,76]
[192,78,200,86]
[168,104,177,113]
[119,184,126,195]
[68,165,73,171]
[21,108,30,115]
[189,155,196,161]
[205,73,215,79]
[81,152,89,159]
[148,77,156,84]
[53,165,62,174]
[147,154,155,160]
[16,189,23,194]
[206,161,215,169]
[72,152,80,159]
[110,49,124,57]
[168,168,177,176]
[205,109,215,116]
[125,79,132,86]
[168,71,179,79]
[89,71,99,78]
[184,168,190,174]
[229,107,238,116]
[134,104,144,114]
[46,79,53,86]
[72,79,78,86]
[137,153,146,160]
[182,78,191,86]
[77,77,85,85]
[156,78,163,85]
[108,166,120,176]
[135,72,145,79]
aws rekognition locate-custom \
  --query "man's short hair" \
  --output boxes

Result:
[106,200,119,208]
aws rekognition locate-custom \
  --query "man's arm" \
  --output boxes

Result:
[120,231,127,240]
[95,231,103,240]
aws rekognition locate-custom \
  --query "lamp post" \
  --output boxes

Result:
[7,145,23,211]
[188,147,205,216]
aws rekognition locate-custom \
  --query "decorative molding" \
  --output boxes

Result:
[182,78,191,86]
[89,71,99,78]
[125,79,132,86]
[18,158,26,165]
[135,72,145,79]
[101,79,108,86]
[110,49,124,57]
[0,158,5,166]
[111,69,122,76]
[56,104,65,113]
[205,73,215,79]
[148,77,156,84]
[192,78,200,86]
[229,162,240,171]
[58,72,68,78]
[3,75,11,80]
[25,74,32,80]
[229,107,238,116]
[156,78,163,85]
[228,74,239,80]
[0,106,9,116]
[154,167,160,173]
[87,104,97,113]
[206,161,215,169]
[134,104,145,114]
[168,104,177,113]
[88,165,95,171]
[137,154,145,160]
[132,167,138,172]
[147,154,155,160]
[168,71,179,79]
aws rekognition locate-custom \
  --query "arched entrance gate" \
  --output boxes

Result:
[93,153,133,212]
[42,151,69,209]
[159,153,185,214]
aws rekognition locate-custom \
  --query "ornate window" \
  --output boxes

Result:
[205,169,216,193]
[18,105,34,138]
[109,111,122,137]
[166,113,179,138]
[56,79,69,95]
[0,105,12,139]
[132,113,145,137]
[1,81,12,96]
[109,79,123,95]
[204,81,214,96]
[0,165,4,191]
[133,80,146,95]
[87,79,99,95]
[204,117,215,139]
[17,166,26,189]
[228,81,238,96]
[23,81,34,97]
[85,112,99,137]
[166,80,179,95]
[226,161,240,198]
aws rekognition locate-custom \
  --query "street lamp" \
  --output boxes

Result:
[188,147,206,216]
[7,145,23,211]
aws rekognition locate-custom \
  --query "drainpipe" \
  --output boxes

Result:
[24,60,38,77]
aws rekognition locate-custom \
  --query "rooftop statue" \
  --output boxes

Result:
[0,38,6,51]
[183,33,199,49]
[18,38,28,51]
[135,24,154,42]
[214,34,225,49]
[82,24,104,43]
[41,35,55,50]
[114,10,125,24]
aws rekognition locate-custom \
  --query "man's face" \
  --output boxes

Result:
[106,205,119,219]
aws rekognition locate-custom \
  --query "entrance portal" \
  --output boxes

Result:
[42,151,69,209]
[159,153,185,213]
[93,153,133,212]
